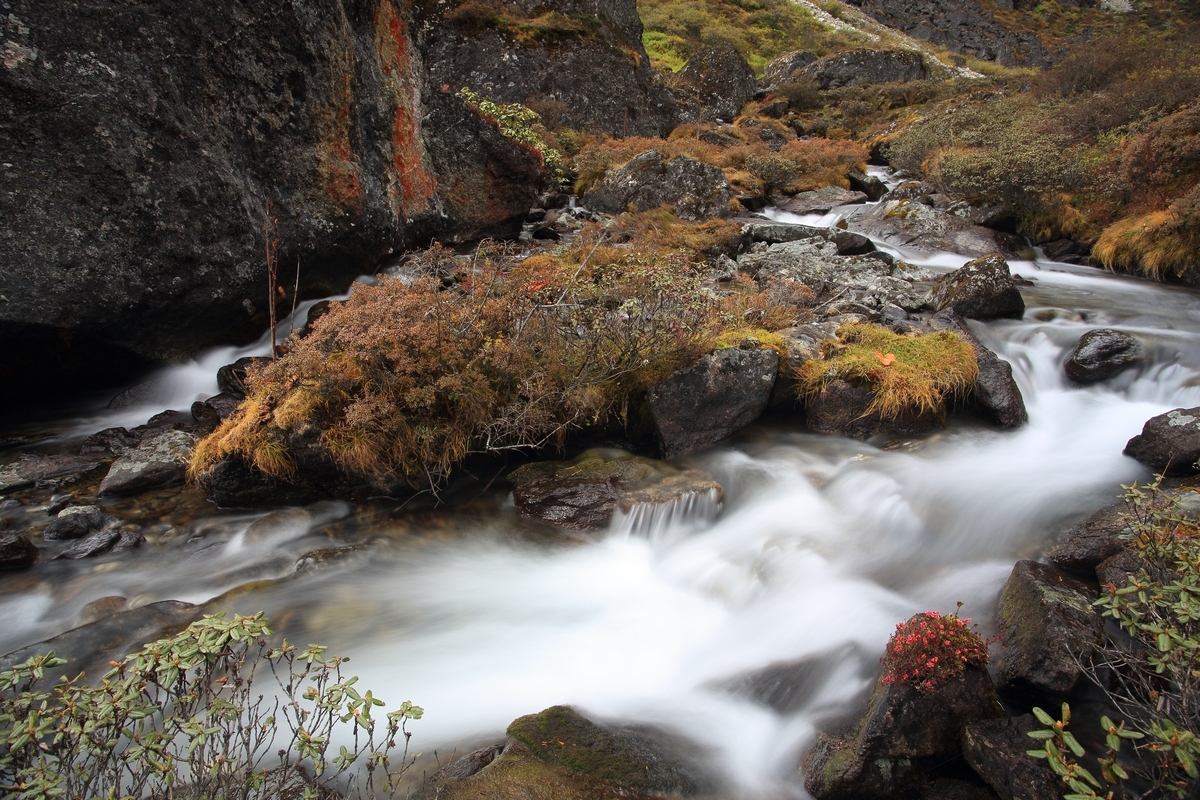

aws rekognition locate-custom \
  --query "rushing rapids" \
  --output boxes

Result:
[3,176,1200,797]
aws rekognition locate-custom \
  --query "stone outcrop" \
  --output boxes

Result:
[669,43,758,122]
[800,48,930,89]
[762,50,818,87]
[1064,328,1143,384]
[425,0,677,137]
[1124,406,1200,476]
[508,450,722,531]
[0,532,38,570]
[848,199,1021,258]
[930,311,1027,428]
[99,430,196,496]
[582,151,733,221]
[776,186,869,215]
[962,715,1062,800]
[930,253,1025,321]
[0,0,555,402]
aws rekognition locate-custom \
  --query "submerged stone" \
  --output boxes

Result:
[1064,328,1143,384]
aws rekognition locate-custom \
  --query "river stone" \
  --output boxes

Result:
[1064,329,1143,383]
[670,42,759,122]
[962,714,1062,800]
[54,528,143,560]
[740,222,876,256]
[44,505,115,541]
[76,596,130,626]
[0,532,38,570]
[191,392,242,431]
[216,357,270,399]
[805,379,883,440]
[848,169,888,202]
[99,430,196,496]
[848,200,1019,258]
[1124,406,1200,476]
[994,560,1103,695]
[582,150,734,221]
[803,665,1003,800]
[79,427,142,457]
[0,453,100,492]
[930,311,1027,428]
[777,186,869,215]
[509,450,723,531]
[1045,500,1129,578]
[931,253,1025,320]
[800,48,930,89]
[643,347,778,458]
[769,322,839,408]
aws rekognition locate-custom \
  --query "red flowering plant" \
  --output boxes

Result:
[880,603,993,694]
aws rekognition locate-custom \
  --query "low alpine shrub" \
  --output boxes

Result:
[880,606,991,694]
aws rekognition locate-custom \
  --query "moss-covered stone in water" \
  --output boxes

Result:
[505,705,699,794]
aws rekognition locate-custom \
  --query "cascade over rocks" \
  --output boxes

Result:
[1124,406,1200,476]
[509,450,722,531]
[931,253,1025,321]
[1064,328,1143,384]
[0,0,552,402]
[994,560,1103,695]
[799,48,930,90]
[581,151,734,221]
[670,43,759,123]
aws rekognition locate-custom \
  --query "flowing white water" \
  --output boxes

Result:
[7,196,1200,796]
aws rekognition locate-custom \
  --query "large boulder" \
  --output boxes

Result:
[582,151,733,221]
[508,450,722,531]
[762,50,818,87]
[799,48,929,90]
[670,43,758,122]
[0,532,38,570]
[994,560,1103,695]
[1124,406,1200,476]
[930,254,1025,320]
[848,200,1020,258]
[930,311,1027,429]
[426,0,677,137]
[776,186,868,215]
[962,715,1063,800]
[769,322,840,408]
[0,0,543,404]
[804,378,942,440]
[99,430,196,496]
[740,222,876,256]
[641,347,778,458]
[1064,328,1143,384]
[0,453,99,492]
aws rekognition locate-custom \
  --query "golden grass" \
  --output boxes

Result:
[796,323,978,418]
[1093,210,1199,280]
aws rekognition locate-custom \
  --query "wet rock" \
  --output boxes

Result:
[54,528,143,560]
[76,596,129,626]
[108,379,171,409]
[930,311,1027,428]
[962,714,1062,800]
[642,347,778,457]
[719,645,862,713]
[299,300,334,338]
[740,222,876,256]
[803,666,1003,799]
[1124,406,1200,476]
[190,392,242,432]
[922,778,999,800]
[848,169,888,202]
[1064,329,1143,384]
[0,532,38,570]
[769,322,839,408]
[44,505,115,541]
[805,379,883,440]
[763,50,818,86]
[0,453,100,492]
[582,151,733,221]
[294,544,371,573]
[995,560,1103,695]
[45,494,73,516]
[216,357,270,399]
[670,43,759,122]
[1097,548,1142,587]
[777,186,869,215]
[931,253,1025,321]
[1045,501,1128,577]
[509,449,722,531]
[849,200,1020,258]
[199,456,326,509]
[99,430,196,496]
[800,48,929,89]
[244,508,315,545]
[79,427,143,457]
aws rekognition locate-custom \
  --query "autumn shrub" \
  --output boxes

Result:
[1093,185,1200,280]
[457,88,564,186]
[880,607,991,694]
[445,0,599,45]
[0,613,422,799]
[796,322,978,419]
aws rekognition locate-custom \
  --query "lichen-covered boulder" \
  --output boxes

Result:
[1124,406,1200,476]
[99,430,196,496]
[582,151,733,221]
[848,200,1020,258]
[509,450,722,531]
[670,42,758,122]
[762,50,818,86]
[994,560,1102,695]
[642,346,778,457]
[930,253,1025,320]
[740,222,876,256]
[1064,329,1143,383]
[54,528,144,560]
[800,48,929,89]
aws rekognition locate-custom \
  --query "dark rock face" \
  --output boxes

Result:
[0,532,38,570]
[805,379,884,440]
[582,151,733,221]
[740,222,876,257]
[508,450,722,531]
[803,666,1003,799]
[930,311,1027,428]
[44,505,114,541]
[931,253,1025,320]
[844,0,1050,66]
[1046,501,1128,578]
[762,50,818,87]
[670,43,758,122]
[800,48,929,90]
[99,430,196,496]
[643,347,778,457]
[848,169,887,202]
[995,560,1103,695]
[0,453,100,492]
[1124,406,1200,476]
[425,0,677,137]
[0,0,541,400]
[777,186,869,215]
[79,427,141,457]
[217,357,271,399]
[962,715,1063,800]
[1064,328,1143,384]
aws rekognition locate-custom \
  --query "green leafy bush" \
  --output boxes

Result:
[0,613,422,800]
[457,88,564,187]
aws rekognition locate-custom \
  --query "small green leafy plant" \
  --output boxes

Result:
[456,87,564,186]
[0,612,421,800]
[880,605,992,694]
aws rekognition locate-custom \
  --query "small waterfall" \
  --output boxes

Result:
[609,488,723,544]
